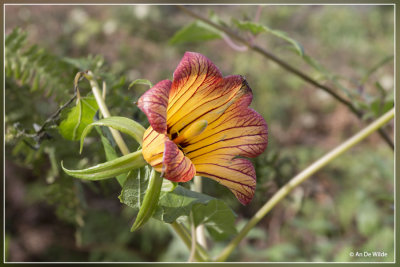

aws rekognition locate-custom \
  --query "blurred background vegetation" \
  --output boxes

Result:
[5,5,394,262]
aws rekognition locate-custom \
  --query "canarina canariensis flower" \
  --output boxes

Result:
[138,52,268,205]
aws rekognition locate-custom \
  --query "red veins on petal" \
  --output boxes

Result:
[137,80,171,134]
[161,139,196,183]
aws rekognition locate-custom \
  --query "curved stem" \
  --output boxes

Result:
[177,5,393,150]
[215,107,394,262]
[84,71,130,155]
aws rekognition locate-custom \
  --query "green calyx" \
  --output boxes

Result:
[131,169,163,231]
[80,116,146,153]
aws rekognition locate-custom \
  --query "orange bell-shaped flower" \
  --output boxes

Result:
[137,52,268,205]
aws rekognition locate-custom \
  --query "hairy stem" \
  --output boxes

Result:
[215,107,394,262]
[177,5,393,150]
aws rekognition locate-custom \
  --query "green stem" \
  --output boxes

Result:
[170,222,209,262]
[194,176,207,249]
[188,212,197,262]
[215,107,394,262]
[84,71,130,156]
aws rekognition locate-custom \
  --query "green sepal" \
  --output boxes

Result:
[131,168,163,231]
[80,116,146,153]
[61,150,146,181]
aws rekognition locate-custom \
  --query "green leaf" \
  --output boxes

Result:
[62,54,105,72]
[31,73,40,92]
[233,19,304,57]
[6,28,76,100]
[119,167,178,231]
[360,55,393,85]
[5,28,27,53]
[303,53,330,76]
[119,165,151,211]
[382,99,394,113]
[128,79,153,89]
[169,20,222,45]
[80,116,146,153]
[119,167,178,212]
[5,27,22,47]
[61,150,146,181]
[153,185,213,223]
[192,199,237,241]
[59,97,98,141]
[152,186,238,240]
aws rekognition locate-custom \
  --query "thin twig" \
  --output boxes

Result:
[177,6,356,112]
[177,5,394,150]
[33,72,83,138]
[222,33,248,51]
[36,91,77,135]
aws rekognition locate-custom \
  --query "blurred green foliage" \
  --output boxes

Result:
[5,5,394,262]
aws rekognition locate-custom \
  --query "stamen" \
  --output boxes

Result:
[173,120,208,144]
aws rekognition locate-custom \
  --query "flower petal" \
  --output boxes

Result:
[183,88,268,159]
[142,127,169,170]
[137,80,171,134]
[169,51,222,111]
[194,155,256,205]
[184,88,267,205]
[167,52,248,135]
[142,127,196,183]
[169,75,252,139]
[162,139,196,183]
